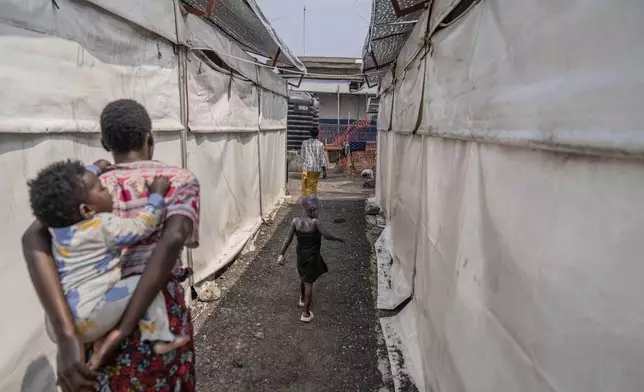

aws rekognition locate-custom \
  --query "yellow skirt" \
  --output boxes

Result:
[301,170,321,196]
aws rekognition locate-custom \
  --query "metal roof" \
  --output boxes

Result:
[291,82,378,96]
[362,0,429,84]
[274,57,364,82]
[182,0,306,72]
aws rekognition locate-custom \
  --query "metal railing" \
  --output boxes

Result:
[319,115,378,146]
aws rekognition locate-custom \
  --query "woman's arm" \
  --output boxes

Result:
[22,221,75,340]
[22,220,97,391]
[118,215,192,332]
[89,215,193,369]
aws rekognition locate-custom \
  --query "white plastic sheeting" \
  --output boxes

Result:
[183,14,260,86]
[376,0,644,391]
[260,90,288,130]
[187,52,260,133]
[0,0,183,133]
[396,7,430,72]
[375,131,393,215]
[259,130,287,214]
[418,0,644,156]
[0,1,287,390]
[390,63,424,133]
[187,132,262,283]
[182,13,288,98]
[377,93,393,131]
[428,0,462,32]
[86,0,181,43]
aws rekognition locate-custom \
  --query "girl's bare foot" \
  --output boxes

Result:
[153,336,191,354]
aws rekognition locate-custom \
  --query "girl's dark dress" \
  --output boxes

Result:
[296,230,329,283]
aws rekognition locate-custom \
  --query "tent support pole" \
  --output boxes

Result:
[256,67,265,218]
[177,46,196,298]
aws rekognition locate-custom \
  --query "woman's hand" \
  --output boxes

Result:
[278,255,285,266]
[57,334,98,392]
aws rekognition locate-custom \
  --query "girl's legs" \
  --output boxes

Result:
[299,281,305,306]
[302,281,313,318]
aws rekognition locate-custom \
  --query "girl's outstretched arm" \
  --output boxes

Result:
[315,220,345,242]
[278,219,296,264]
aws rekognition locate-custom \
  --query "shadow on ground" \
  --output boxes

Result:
[195,199,383,392]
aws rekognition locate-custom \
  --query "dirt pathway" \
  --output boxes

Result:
[194,195,387,391]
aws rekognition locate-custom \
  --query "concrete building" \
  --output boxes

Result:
[291,80,378,127]
[270,56,378,126]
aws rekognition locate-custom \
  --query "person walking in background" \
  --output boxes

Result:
[300,127,327,196]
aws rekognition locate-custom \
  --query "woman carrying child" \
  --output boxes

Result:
[21,100,200,391]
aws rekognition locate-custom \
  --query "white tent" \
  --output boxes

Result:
[374,0,644,391]
[0,1,288,390]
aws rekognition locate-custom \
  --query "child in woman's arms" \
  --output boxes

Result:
[27,159,190,365]
[278,195,344,322]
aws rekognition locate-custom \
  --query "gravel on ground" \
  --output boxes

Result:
[195,199,386,392]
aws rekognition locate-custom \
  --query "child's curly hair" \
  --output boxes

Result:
[28,160,89,228]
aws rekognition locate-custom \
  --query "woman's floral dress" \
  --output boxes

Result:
[89,161,200,391]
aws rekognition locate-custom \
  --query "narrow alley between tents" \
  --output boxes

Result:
[192,174,393,392]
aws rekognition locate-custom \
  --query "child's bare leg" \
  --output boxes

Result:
[141,292,191,354]
[87,336,106,367]
[92,336,106,354]
[303,282,313,317]
[153,336,191,355]
[299,281,306,306]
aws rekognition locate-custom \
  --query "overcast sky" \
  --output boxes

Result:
[256,0,372,58]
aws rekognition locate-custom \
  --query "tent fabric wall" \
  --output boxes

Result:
[376,93,393,131]
[379,68,394,93]
[0,0,182,133]
[396,8,429,73]
[386,133,422,309]
[186,52,260,133]
[187,132,262,283]
[183,13,289,98]
[259,90,288,130]
[375,130,393,216]
[428,0,462,32]
[257,66,288,98]
[390,64,424,134]
[183,14,260,86]
[259,130,287,215]
[418,0,644,156]
[0,1,287,390]
[377,1,644,391]
[85,0,181,43]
